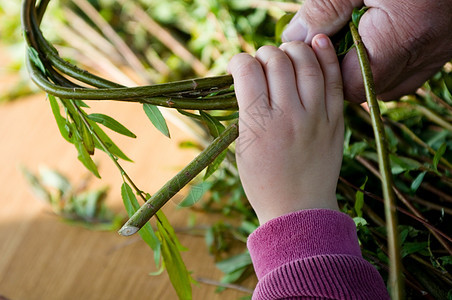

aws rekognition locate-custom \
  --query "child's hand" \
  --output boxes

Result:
[228,34,344,225]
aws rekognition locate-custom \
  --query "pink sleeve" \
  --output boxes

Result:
[247,209,390,299]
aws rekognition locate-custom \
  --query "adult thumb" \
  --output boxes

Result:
[283,0,363,43]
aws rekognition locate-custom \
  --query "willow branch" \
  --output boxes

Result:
[118,120,239,236]
[349,22,404,298]
[22,0,237,110]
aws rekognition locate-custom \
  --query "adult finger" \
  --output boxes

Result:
[341,0,452,102]
[283,0,363,43]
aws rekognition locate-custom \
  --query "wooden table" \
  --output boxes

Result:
[0,85,255,299]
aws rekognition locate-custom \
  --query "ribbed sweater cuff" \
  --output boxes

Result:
[247,209,362,279]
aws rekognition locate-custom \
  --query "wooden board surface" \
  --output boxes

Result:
[0,51,256,299]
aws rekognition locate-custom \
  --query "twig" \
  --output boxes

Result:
[119,0,208,76]
[249,0,301,12]
[196,277,254,294]
[62,7,124,65]
[71,0,153,82]
[415,104,452,132]
[118,121,239,236]
[349,21,403,298]
[420,183,452,204]
[409,196,452,215]
[339,176,452,244]
[417,87,452,115]
[387,118,452,170]
[355,156,452,254]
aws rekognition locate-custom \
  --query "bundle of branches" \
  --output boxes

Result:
[21,0,452,299]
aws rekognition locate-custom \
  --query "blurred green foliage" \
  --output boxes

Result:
[14,0,452,298]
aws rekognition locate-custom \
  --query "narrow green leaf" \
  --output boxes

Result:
[59,98,132,162]
[121,183,161,267]
[200,111,225,138]
[177,109,201,120]
[157,221,192,300]
[48,95,73,143]
[87,113,136,138]
[275,13,295,43]
[354,177,368,218]
[204,149,227,180]
[433,142,447,171]
[74,140,100,178]
[21,166,51,202]
[388,154,422,175]
[156,211,186,251]
[410,171,427,193]
[215,112,239,121]
[143,104,170,138]
[88,119,133,162]
[220,267,247,284]
[216,252,252,274]
[28,47,46,75]
[178,181,213,208]
[75,100,90,108]
[39,167,71,195]
[81,122,95,155]
[121,183,160,250]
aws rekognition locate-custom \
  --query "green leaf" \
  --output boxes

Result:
[389,154,422,175]
[335,31,353,56]
[216,252,252,274]
[352,7,368,27]
[28,47,46,75]
[204,149,227,180]
[347,141,368,158]
[81,121,95,155]
[58,97,132,162]
[440,256,452,266]
[220,266,247,284]
[157,220,192,300]
[143,104,170,138]
[433,142,447,172]
[74,100,90,108]
[200,110,225,138]
[74,139,100,178]
[39,167,71,195]
[275,12,295,44]
[401,242,428,258]
[410,171,427,193]
[48,95,73,143]
[121,183,161,266]
[87,113,136,138]
[353,217,368,227]
[178,181,213,208]
[156,211,186,251]
[354,177,368,218]
[177,109,201,120]
[214,112,239,121]
[88,119,133,162]
[21,166,51,202]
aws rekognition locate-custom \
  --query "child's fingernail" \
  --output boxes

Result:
[282,17,307,42]
[316,36,330,49]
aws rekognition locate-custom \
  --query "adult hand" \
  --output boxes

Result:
[283,0,452,103]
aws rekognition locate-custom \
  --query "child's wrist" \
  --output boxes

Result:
[255,196,340,225]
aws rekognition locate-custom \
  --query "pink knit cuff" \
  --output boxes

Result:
[247,209,362,279]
